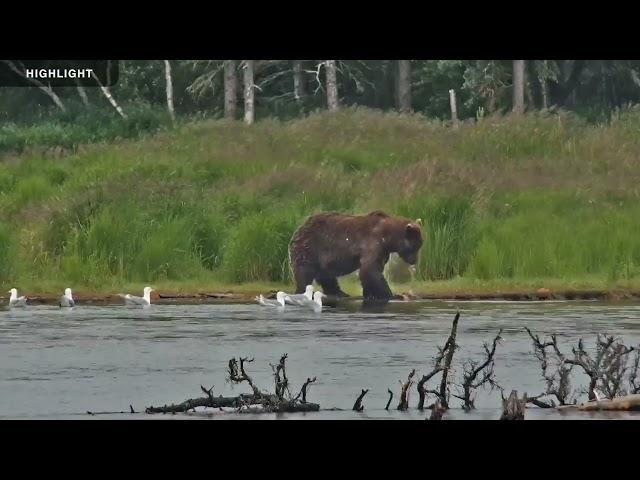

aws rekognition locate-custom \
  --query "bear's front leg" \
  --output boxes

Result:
[359,259,393,301]
[316,276,350,298]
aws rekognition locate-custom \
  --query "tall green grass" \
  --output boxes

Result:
[220,211,301,283]
[1,107,640,292]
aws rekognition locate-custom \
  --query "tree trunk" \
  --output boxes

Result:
[76,80,89,107]
[243,60,255,125]
[325,60,339,111]
[512,60,525,114]
[525,74,535,111]
[224,60,238,120]
[163,60,175,122]
[396,60,412,113]
[292,60,305,103]
[449,89,460,128]
[540,76,549,109]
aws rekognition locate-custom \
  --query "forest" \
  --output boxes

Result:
[1,60,640,297]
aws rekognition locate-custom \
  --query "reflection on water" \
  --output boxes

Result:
[1,299,639,420]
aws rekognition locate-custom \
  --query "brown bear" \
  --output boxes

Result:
[288,210,423,301]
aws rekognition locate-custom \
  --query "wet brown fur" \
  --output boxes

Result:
[288,211,423,300]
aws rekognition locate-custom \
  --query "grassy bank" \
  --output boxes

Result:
[1,107,640,296]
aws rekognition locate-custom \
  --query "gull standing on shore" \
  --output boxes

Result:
[59,288,75,308]
[8,288,28,308]
[118,286,154,307]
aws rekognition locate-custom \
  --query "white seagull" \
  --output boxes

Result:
[118,286,154,307]
[284,285,315,306]
[256,292,286,307]
[8,288,27,308]
[59,288,75,308]
[303,291,326,311]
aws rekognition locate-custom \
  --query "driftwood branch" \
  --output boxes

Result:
[352,389,369,412]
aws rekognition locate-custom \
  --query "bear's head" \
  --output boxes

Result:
[397,221,423,265]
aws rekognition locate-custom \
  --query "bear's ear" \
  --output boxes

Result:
[405,223,421,239]
[415,218,423,226]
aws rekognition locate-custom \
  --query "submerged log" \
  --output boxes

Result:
[577,394,640,411]
[146,394,250,413]
[145,354,320,416]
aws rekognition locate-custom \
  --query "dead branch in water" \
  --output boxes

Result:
[88,405,136,415]
[294,377,317,403]
[397,369,416,410]
[564,335,634,400]
[525,393,555,409]
[500,390,527,420]
[385,388,393,410]
[352,389,368,411]
[270,354,290,399]
[525,327,575,406]
[438,311,460,408]
[453,330,502,411]
[417,367,444,410]
[596,337,634,399]
[228,357,261,396]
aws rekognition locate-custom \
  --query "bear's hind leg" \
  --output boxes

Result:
[317,276,350,298]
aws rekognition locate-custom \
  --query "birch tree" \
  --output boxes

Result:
[224,60,238,120]
[512,60,525,114]
[163,60,175,122]
[292,60,305,103]
[397,60,412,113]
[243,60,255,125]
[325,60,339,111]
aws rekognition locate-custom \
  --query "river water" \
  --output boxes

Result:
[1,299,639,420]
